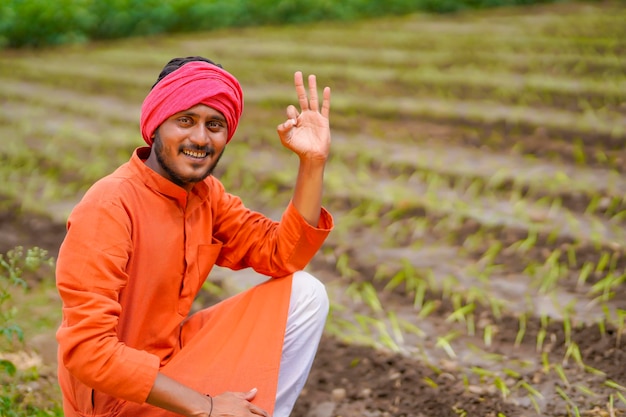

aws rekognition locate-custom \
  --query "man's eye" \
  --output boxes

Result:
[208,121,223,129]
[178,117,193,125]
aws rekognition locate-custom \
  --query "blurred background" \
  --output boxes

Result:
[1,1,625,416]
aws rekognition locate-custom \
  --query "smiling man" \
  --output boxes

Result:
[148,105,227,188]
[55,57,333,417]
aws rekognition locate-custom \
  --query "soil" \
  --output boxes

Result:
[3,3,626,416]
[4,153,626,417]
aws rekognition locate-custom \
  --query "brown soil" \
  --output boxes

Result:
[4,187,626,417]
[3,3,626,416]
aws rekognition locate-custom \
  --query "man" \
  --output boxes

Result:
[55,56,333,417]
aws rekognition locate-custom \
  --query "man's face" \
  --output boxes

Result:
[146,104,228,190]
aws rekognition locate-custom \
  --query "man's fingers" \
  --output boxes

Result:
[294,71,308,111]
[240,388,268,416]
[244,387,258,401]
[291,71,330,126]
[250,404,269,417]
[286,104,299,120]
[308,74,319,112]
[321,86,331,119]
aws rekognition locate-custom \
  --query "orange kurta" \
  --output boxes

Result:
[55,146,333,416]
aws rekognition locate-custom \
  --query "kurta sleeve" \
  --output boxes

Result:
[55,191,160,404]
[210,179,333,275]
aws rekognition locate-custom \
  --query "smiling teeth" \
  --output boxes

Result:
[183,150,207,158]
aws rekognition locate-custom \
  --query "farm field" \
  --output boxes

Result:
[1,1,626,416]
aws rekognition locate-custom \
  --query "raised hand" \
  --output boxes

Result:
[276,71,331,162]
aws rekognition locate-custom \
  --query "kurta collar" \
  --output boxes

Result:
[130,147,210,208]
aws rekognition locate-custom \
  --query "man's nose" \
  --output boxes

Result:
[189,124,210,146]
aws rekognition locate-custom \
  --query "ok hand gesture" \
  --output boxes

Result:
[277,71,331,162]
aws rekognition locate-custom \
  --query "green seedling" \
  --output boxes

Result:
[466,313,476,337]
[470,366,494,379]
[413,280,428,310]
[489,297,504,321]
[387,311,404,345]
[462,374,470,392]
[503,368,521,379]
[538,262,562,294]
[400,259,422,294]
[566,246,577,268]
[548,196,563,218]
[446,302,475,324]
[483,324,495,347]
[494,375,510,399]
[611,210,626,223]
[452,406,468,417]
[517,227,538,253]
[524,261,539,278]
[597,316,607,337]
[436,331,458,359]
[398,317,425,338]
[374,320,400,352]
[583,365,606,377]
[423,376,438,389]
[605,196,622,217]
[466,343,505,362]
[479,240,503,266]
[515,313,527,347]
[373,263,393,283]
[417,299,438,319]
[584,194,601,215]
[465,286,488,306]
[442,274,461,299]
[595,150,608,164]
[555,386,578,413]
[605,379,626,392]
[563,342,585,369]
[541,352,551,374]
[574,384,598,398]
[336,253,358,279]
[546,228,560,245]
[563,310,573,347]
[325,316,358,340]
[516,380,543,414]
[554,364,570,387]
[572,139,586,165]
[576,261,594,289]
[360,282,384,314]
[595,252,611,274]
[590,272,625,303]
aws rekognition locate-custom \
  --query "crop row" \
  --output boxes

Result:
[320,219,626,414]
[2,44,624,114]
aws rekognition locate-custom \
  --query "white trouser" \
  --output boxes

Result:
[273,271,329,417]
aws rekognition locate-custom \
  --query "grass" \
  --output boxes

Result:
[2,1,626,415]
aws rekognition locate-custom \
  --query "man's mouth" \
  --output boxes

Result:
[182,149,209,159]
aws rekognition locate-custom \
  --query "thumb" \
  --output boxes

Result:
[244,387,258,401]
[277,118,297,133]
[276,119,297,145]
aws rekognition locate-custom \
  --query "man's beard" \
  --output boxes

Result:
[153,132,225,188]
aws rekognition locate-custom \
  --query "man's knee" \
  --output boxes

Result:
[291,271,329,318]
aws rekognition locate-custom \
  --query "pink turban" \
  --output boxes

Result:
[140,61,244,146]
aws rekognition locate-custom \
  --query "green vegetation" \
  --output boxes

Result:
[2,0,626,414]
[0,247,60,417]
[2,0,567,48]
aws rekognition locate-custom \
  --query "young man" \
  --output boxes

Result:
[55,56,333,417]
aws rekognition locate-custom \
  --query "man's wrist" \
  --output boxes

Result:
[188,394,213,417]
